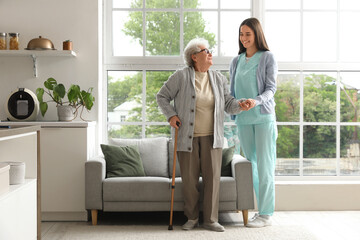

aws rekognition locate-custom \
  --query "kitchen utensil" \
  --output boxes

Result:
[25,36,56,50]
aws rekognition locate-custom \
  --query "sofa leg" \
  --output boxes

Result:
[91,210,98,226]
[241,210,248,226]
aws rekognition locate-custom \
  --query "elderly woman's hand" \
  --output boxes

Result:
[169,115,181,129]
[239,99,256,111]
[239,101,250,110]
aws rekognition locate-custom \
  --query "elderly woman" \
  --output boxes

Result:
[157,38,250,232]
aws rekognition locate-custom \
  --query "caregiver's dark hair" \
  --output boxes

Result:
[238,17,270,54]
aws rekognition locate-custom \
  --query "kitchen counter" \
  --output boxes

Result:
[0,125,41,139]
[1,121,97,221]
[0,121,95,128]
[0,125,41,239]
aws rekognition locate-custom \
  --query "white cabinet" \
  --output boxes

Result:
[0,180,37,240]
[40,123,95,221]
[0,126,40,240]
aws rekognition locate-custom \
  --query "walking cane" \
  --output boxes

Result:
[168,121,180,230]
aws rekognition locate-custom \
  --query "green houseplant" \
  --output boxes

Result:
[36,77,95,121]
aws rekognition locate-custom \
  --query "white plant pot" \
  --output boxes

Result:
[57,105,75,121]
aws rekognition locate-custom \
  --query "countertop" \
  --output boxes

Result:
[0,125,41,139]
[0,121,96,128]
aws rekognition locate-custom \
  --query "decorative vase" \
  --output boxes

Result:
[57,105,75,121]
[5,162,25,185]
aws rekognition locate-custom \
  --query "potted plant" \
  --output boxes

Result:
[36,77,95,121]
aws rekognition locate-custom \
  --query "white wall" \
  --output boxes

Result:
[275,182,360,210]
[0,0,100,123]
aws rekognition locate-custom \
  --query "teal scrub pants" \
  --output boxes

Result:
[237,121,277,216]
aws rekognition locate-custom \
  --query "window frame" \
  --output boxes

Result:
[103,0,360,179]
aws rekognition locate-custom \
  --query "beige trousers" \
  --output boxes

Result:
[177,135,222,223]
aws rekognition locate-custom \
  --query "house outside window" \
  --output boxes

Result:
[104,0,360,177]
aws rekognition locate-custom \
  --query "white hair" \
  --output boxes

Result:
[183,38,210,67]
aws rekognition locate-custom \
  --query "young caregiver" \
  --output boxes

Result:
[229,17,278,228]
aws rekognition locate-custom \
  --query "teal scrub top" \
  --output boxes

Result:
[234,51,275,125]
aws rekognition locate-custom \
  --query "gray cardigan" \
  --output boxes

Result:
[157,67,242,152]
[229,51,278,120]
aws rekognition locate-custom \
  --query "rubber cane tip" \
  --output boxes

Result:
[168,225,173,230]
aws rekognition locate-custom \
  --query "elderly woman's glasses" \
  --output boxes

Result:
[197,48,212,54]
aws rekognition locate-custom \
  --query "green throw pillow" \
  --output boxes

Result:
[221,145,235,176]
[101,144,146,178]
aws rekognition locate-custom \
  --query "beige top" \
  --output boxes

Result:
[194,71,215,137]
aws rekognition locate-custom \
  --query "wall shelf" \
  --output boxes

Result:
[0,50,77,77]
[0,50,76,57]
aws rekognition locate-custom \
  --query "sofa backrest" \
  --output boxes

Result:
[168,138,181,177]
[168,136,230,178]
[109,137,169,177]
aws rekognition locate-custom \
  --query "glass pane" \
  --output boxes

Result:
[303,72,337,122]
[146,125,171,138]
[265,12,300,61]
[146,12,180,56]
[275,72,300,122]
[184,12,218,55]
[340,0,360,10]
[107,71,142,123]
[221,0,251,9]
[184,0,217,9]
[265,0,300,9]
[223,124,241,154]
[341,126,360,176]
[220,12,251,56]
[303,0,337,9]
[145,0,179,8]
[146,71,174,122]
[113,11,143,56]
[340,12,360,62]
[340,72,360,122]
[113,0,142,8]
[303,126,336,176]
[276,125,300,176]
[108,125,142,139]
[303,12,337,62]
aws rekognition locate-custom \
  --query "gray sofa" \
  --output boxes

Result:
[85,137,254,226]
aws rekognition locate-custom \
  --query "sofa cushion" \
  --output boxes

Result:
[109,137,169,177]
[103,176,171,201]
[100,144,145,178]
[221,145,235,176]
[173,177,237,202]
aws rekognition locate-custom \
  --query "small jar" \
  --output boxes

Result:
[0,33,7,50]
[9,33,19,50]
[63,40,72,50]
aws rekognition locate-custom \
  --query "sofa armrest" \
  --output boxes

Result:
[85,156,106,210]
[231,154,255,210]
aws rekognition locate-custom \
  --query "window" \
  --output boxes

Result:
[265,0,360,176]
[104,0,251,139]
[108,0,250,58]
[104,0,360,177]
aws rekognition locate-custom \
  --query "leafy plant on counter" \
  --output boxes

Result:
[36,77,95,120]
